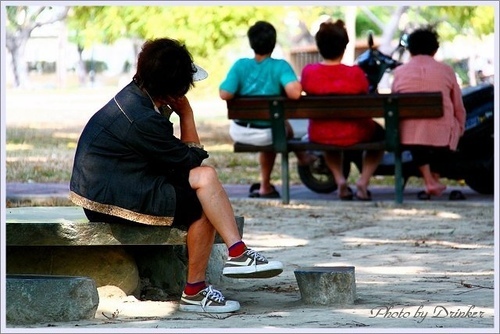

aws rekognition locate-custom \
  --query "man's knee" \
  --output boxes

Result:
[189,166,219,187]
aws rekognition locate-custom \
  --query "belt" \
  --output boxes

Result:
[234,121,270,129]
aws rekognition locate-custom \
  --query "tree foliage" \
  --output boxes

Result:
[400,5,495,40]
[68,6,285,57]
[6,4,496,88]
[66,4,495,59]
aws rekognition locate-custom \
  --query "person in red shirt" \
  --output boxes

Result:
[301,19,384,201]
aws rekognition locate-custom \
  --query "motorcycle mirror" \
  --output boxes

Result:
[399,33,409,48]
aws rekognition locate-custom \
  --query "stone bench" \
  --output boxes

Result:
[6,206,244,299]
[6,274,99,325]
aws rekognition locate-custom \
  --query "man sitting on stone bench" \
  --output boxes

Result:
[69,37,283,314]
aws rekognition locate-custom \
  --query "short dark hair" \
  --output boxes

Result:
[248,21,277,55]
[133,38,195,99]
[407,27,440,56]
[315,19,349,60]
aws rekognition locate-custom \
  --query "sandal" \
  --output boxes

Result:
[339,187,354,201]
[249,183,261,193]
[449,190,466,200]
[248,185,281,199]
[249,189,281,199]
[355,190,372,201]
[417,190,431,200]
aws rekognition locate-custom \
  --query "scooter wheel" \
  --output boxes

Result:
[464,157,494,194]
[297,154,348,194]
[297,164,337,193]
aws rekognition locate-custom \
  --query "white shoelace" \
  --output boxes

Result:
[245,249,267,263]
[201,286,225,308]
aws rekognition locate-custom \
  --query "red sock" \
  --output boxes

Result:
[184,281,206,295]
[228,240,246,257]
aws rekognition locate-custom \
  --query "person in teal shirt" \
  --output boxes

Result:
[220,21,314,198]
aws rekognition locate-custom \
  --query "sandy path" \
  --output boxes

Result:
[9,199,496,332]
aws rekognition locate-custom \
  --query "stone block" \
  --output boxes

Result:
[6,274,99,325]
[294,266,356,305]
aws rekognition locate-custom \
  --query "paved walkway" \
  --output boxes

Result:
[5,182,494,204]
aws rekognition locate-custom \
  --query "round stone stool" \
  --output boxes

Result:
[6,274,99,325]
[294,266,356,305]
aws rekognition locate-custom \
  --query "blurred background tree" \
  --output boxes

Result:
[4,4,496,90]
[5,6,69,88]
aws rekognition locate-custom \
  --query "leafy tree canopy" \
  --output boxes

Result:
[68,4,495,56]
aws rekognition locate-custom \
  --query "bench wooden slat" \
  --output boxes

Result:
[234,141,386,153]
[227,93,443,120]
[233,143,275,152]
[287,139,387,151]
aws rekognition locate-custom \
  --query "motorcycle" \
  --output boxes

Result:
[297,32,495,195]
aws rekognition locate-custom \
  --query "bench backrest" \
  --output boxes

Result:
[227,92,443,119]
[227,92,443,152]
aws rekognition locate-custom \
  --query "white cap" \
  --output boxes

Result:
[193,64,208,81]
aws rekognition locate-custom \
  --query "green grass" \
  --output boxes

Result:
[4,82,462,188]
[5,127,77,183]
[4,122,298,185]
[6,122,466,188]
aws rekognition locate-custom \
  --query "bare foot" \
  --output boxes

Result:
[355,184,371,201]
[338,183,353,200]
[426,183,447,196]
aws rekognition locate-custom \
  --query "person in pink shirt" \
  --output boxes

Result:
[391,26,466,200]
[301,19,385,201]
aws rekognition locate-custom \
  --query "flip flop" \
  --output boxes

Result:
[417,190,431,200]
[249,183,261,193]
[355,190,372,201]
[248,188,281,199]
[339,187,354,201]
[449,190,466,200]
[249,185,280,198]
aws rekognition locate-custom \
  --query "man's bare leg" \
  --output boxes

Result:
[324,151,350,199]
[189,166,243,248]
[185,214,216,283]
[187,165,283,279]
[258,151,277,195]
[419,164,446,196]
[355,149,384,199]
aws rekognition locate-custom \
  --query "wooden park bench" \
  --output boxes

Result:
[227,92,443,204]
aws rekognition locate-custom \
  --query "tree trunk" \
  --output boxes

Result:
[76,44,87,86]
[379,5,409,55]
[378,5,409,91]
[6,33,29,88]
[343,6,357,66]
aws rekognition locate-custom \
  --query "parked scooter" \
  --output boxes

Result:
[297,32,495,195]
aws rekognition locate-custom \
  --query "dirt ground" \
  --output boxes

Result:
[7,198,497,333]
[3,86,498,333]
